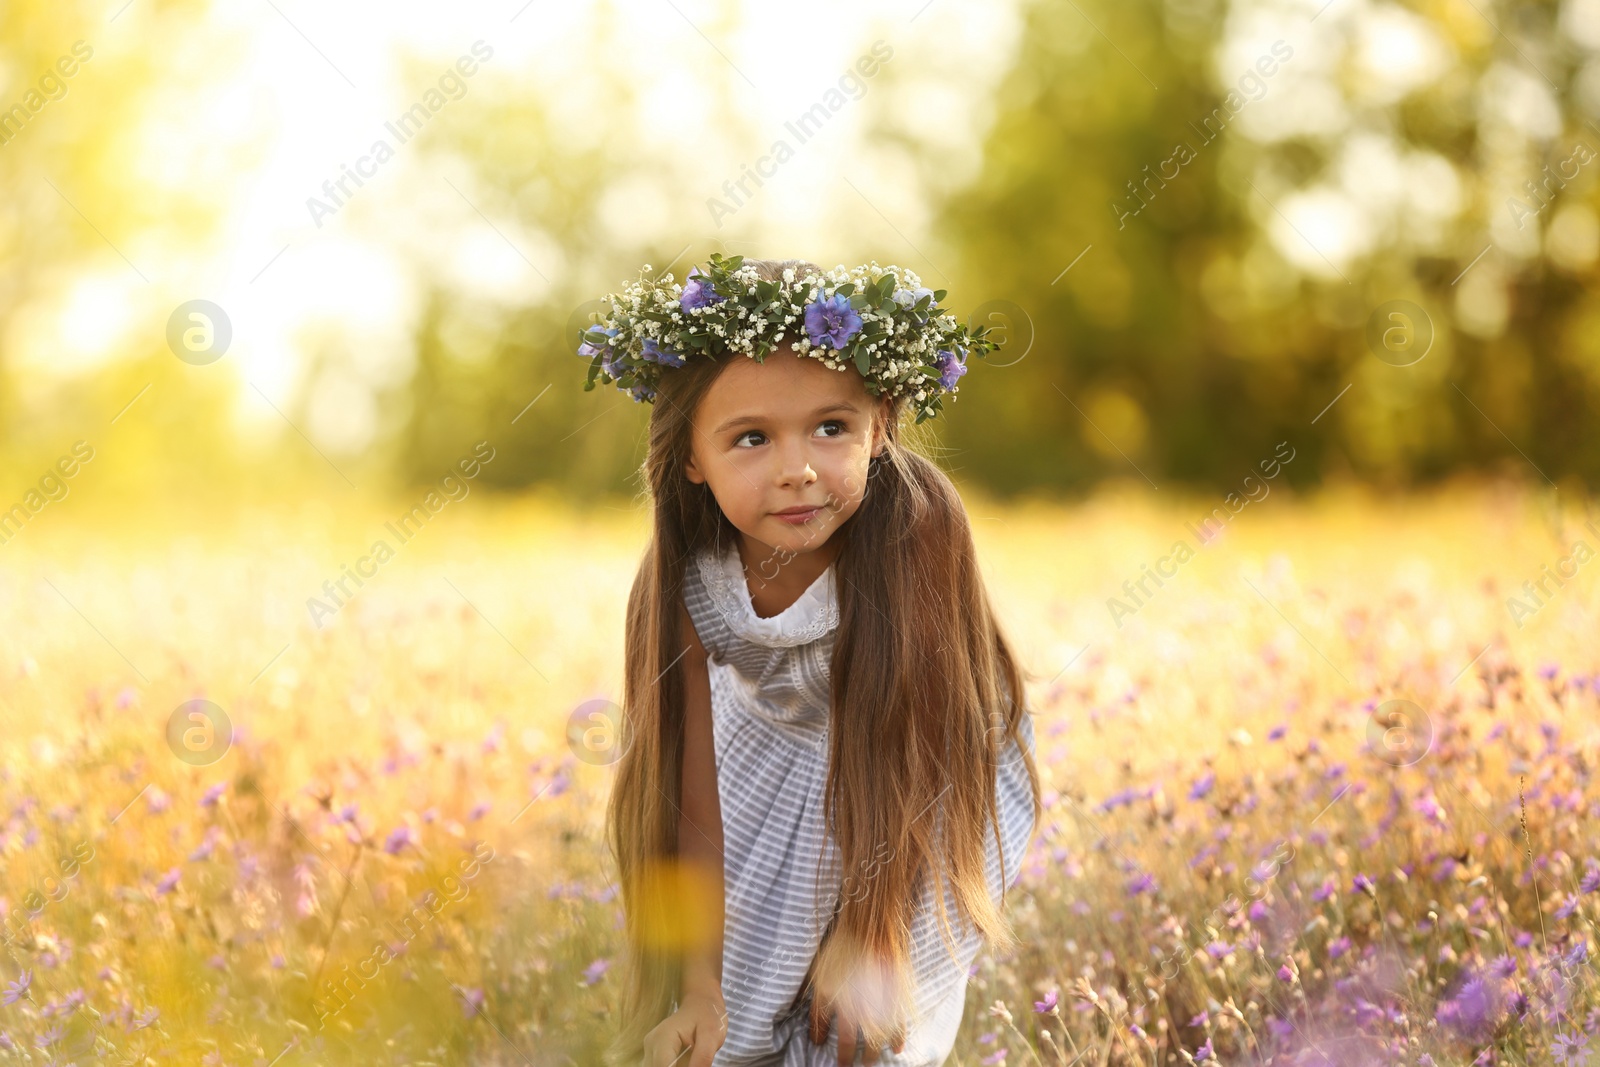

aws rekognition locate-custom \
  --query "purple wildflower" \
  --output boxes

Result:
[582,958,610,986]
[383,826,416,855]
[1189,771,1215,800]
[640,337,685,368]
[804,293,863,350]
[1553,1031,1590,1067]
[2,970,31,1005]
[1580,861,1600,895]
[1194,1037,1214,1061]
[1352,872,1376,896]
[1328,936,1351,959]
[155,867,181,896]
[458,986,486,1018]
[934,348,968,390]
[679,267,726,310]
[200,783,227,807]
[1436,974,1505,1042]
[576,325,619,359]
[1033,990,1058,1013]
[981,1050,1006,1066]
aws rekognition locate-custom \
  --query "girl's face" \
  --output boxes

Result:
[685,347,890,561]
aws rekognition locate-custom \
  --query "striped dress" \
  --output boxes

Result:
[681,541,1038,1067]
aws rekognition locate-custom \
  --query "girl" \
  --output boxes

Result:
[589,255,1041,1066]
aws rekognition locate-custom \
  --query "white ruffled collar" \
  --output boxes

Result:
[695,542,840,648]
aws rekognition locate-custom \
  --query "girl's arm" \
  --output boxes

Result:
[676,599,726,1002]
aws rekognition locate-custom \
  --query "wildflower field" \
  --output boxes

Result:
[0,482,1595,1067]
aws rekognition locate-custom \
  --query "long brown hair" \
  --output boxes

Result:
[602,258,1042,1062]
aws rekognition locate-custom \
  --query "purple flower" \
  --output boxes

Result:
[933,348,968,390]
[1189,1010,1209,1026]
[1126,871,1157,896]
[576,325,619,359]
[627,383,656,404]
[1277,964,1295,983]
[1579,860,1600,895]
[640,337,685,368]
[1194,1037,1214,1061]
[582,958,611,986]
[1436,974,1505,1042]
[804,293,863,350]
[155,867,181,896]
[1352,872,1376,896]
[200,783,227,808]
[1189,771,1215,800]
[384,826,416,855]
[1033,990,1058,1013]
[981,1050,1006,1066]
[458,986,486,1018]
[1267,723,1287,740]
[1553,1031,1590,1067]
[679,267,726,310]
[1327,936,1351,959]
[3,970,31,1005]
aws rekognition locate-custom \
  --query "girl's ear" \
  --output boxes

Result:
[685,452,705,484]
[870,396,893,457]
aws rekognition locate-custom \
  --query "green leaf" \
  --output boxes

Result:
[854,345,872,376]
[932,289,948,302]
[834,282,855,298]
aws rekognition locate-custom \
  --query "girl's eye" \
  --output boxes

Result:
[732,420,847,448]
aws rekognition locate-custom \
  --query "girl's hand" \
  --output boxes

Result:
[644,989,728,1067]
[808,997,906,1064]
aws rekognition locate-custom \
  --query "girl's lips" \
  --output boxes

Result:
[772,506,821,524]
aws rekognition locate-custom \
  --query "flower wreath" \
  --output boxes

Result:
[576,253,1002,425]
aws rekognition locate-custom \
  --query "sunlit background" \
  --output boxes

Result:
[2,0,1598,1063]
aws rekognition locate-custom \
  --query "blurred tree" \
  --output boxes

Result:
[916,0,1600,491]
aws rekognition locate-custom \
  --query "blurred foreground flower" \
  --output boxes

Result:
[2,970,30,1005]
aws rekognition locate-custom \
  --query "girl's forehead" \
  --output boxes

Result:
[700,353,872,415]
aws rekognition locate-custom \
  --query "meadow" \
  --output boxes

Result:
[0,481,1595,1067]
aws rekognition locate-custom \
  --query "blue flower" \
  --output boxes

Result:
[627,383,657,403]
[934,348,968,390]
[576,325,618,360]
[804,293,863,350]
[641,337,685,368]
[679,267,726,311]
